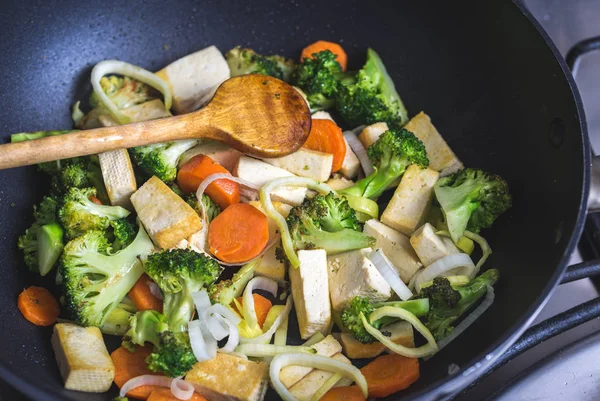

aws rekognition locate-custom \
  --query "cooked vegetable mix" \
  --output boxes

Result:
[14,40,511,401]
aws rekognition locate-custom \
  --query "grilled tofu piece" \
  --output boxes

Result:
[410,223,459,266]
[262,148,333,182]
[179,140,242,172]
[335,321,415,359]
[131,176,202,248]
[51,323,115,392]
[359,122,388,148]
[186,353,269,401]
[381,165,440,236]
[98,149,137,209]
[155,45,230,114]
[339,137,361,179]
[288,353,353,401]
[289,250,331,339]
[363,219,422,282]
[404,112,463,176]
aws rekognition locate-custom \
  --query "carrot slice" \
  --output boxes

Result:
[301,40,348,71]
[360,353,420,398]
[112,346,161,400]
[303,119,346,172]
[232,293,273,328]
[17,286,60,326]
[147,388,207,401]
[177,154,240,209]
[129,274,163,312]
[89,195,103,205]
[208,203,269,264]
[321,386,366,401]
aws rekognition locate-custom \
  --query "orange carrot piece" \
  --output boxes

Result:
[89,195,103,205]
[17,286,60,326]
[177,154,240,209]
[208,203,269,263]
[303,119,346,172]
[301,40,348,71]
[112,346,161,400]
[321,386,366,401]
[232,293,273,328]
[129,274,163,312]
[147,389,207,401]
[360,354,420,398]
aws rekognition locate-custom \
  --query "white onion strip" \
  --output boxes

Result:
[91,60,172,124]
[436,230,492,271]
[188,319,217,362]
[270,354,368,401]
[240,295,293,344]
[170,378,195,400]
[259,177,335,268]
[191,290,212,315]
[413,253,477,292]
[147,281,163,300]
[310,373,344,401]
[344,131,374,176]
[235,344,315,357]
[243,277,278,330]
[120,375,173,397]
[368,249,413,300]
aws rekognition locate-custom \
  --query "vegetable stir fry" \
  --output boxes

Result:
[14,39,511,401]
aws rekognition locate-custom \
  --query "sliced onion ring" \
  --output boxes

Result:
[240,295,293,344]
[243,277,278,329]
[235,343,315,357]
[344,131,374,176]
[270,353,368,401]
[170,378,195,400]
[120,375,173,397]
[368,249,413,300]
[147,281,163,300]
[413,253,477,292]
[188,319,217,362]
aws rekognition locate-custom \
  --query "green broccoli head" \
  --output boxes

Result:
[186,193,221,223]
[123,310,169,350]
[418,277,461,308]
[434,168,512,242]
[58,187,130,239]
[341,296,377,343]
[100,305,135,336]
[340,129,429,200]
[60,224,155,327]
[129,139,198,183]
[226,46,296,82]
[293,50,343,110]
[107,218,139,252]
[335,48,408,127]
[286,195,375,254]
[18,196,60,272]
[145,249,223,332]
[207,258,259,306]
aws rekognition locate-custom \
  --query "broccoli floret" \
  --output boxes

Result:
[286,194,375,254]
[421,269,499,340]
[145,249,223,332]
[340,128,429,200]
[226,46,296,82]
[129,140,198,183]
[434,169,512,242]
[60,224,155,327]
[18,196,60,272]
[335,48,408,127]
[306,192,360,232]
[100,305,136,336]
[293,50,343,111]
[186,193,221,223]
[107,218,139,251]
[207,258,259,305]
[58,187,130,239]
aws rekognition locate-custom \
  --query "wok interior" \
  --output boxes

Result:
[0,0,585,400]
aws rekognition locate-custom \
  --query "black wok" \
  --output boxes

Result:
[0,0,591,400]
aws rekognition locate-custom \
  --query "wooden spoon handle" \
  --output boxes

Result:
[0,113,210,169]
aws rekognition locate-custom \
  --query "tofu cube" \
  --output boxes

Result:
[325,175,355,191]
[404,112,463,176]
[180,140,242,172]
[340,137,361,179]
[98,149,137,209]
[131,176,202,249]
[327,248,391,311]
[381,165,440,236]
[186,353,269,401]
[155,45,230,114]
[262,148,333,182]
[336,321,414,359]
[359,122,389,149]
[363,219,422,282]
[289,250,331,339]
[51,323,115,392]
[280,335,342,388]
[234,156,307,206]
[410,223,459,266]
[289,353,352,401]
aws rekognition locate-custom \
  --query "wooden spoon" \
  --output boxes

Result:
[0,74,312,170]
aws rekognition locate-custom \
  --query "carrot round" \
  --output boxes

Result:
[17,286,59,326]
[129,274,163,313]
[147,388,207,401]
[177,154,240,209]
[303,119,346,172]
[360,354,420,398]
[233,293,273,328]
[208,203,269,263]
[321,386,366,401]
[301,40,348,71]
[112,346,160,400]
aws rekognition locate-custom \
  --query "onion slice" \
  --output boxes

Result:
[120,375,173,397]
[243,277,278,329]
[91,60,172,124]
[344,131,374,176]
[270,354,368,401]
[240,295,293,344]
[170,378,195,400]
[310,373,344,401]
[188,319,217,362]
[368,249,413,300]
[413,253,477,292]
[235,344,315,357]
[147,281,163,300]
[436,230,492,271]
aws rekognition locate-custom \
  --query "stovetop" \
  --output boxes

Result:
[3,1,600,401]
